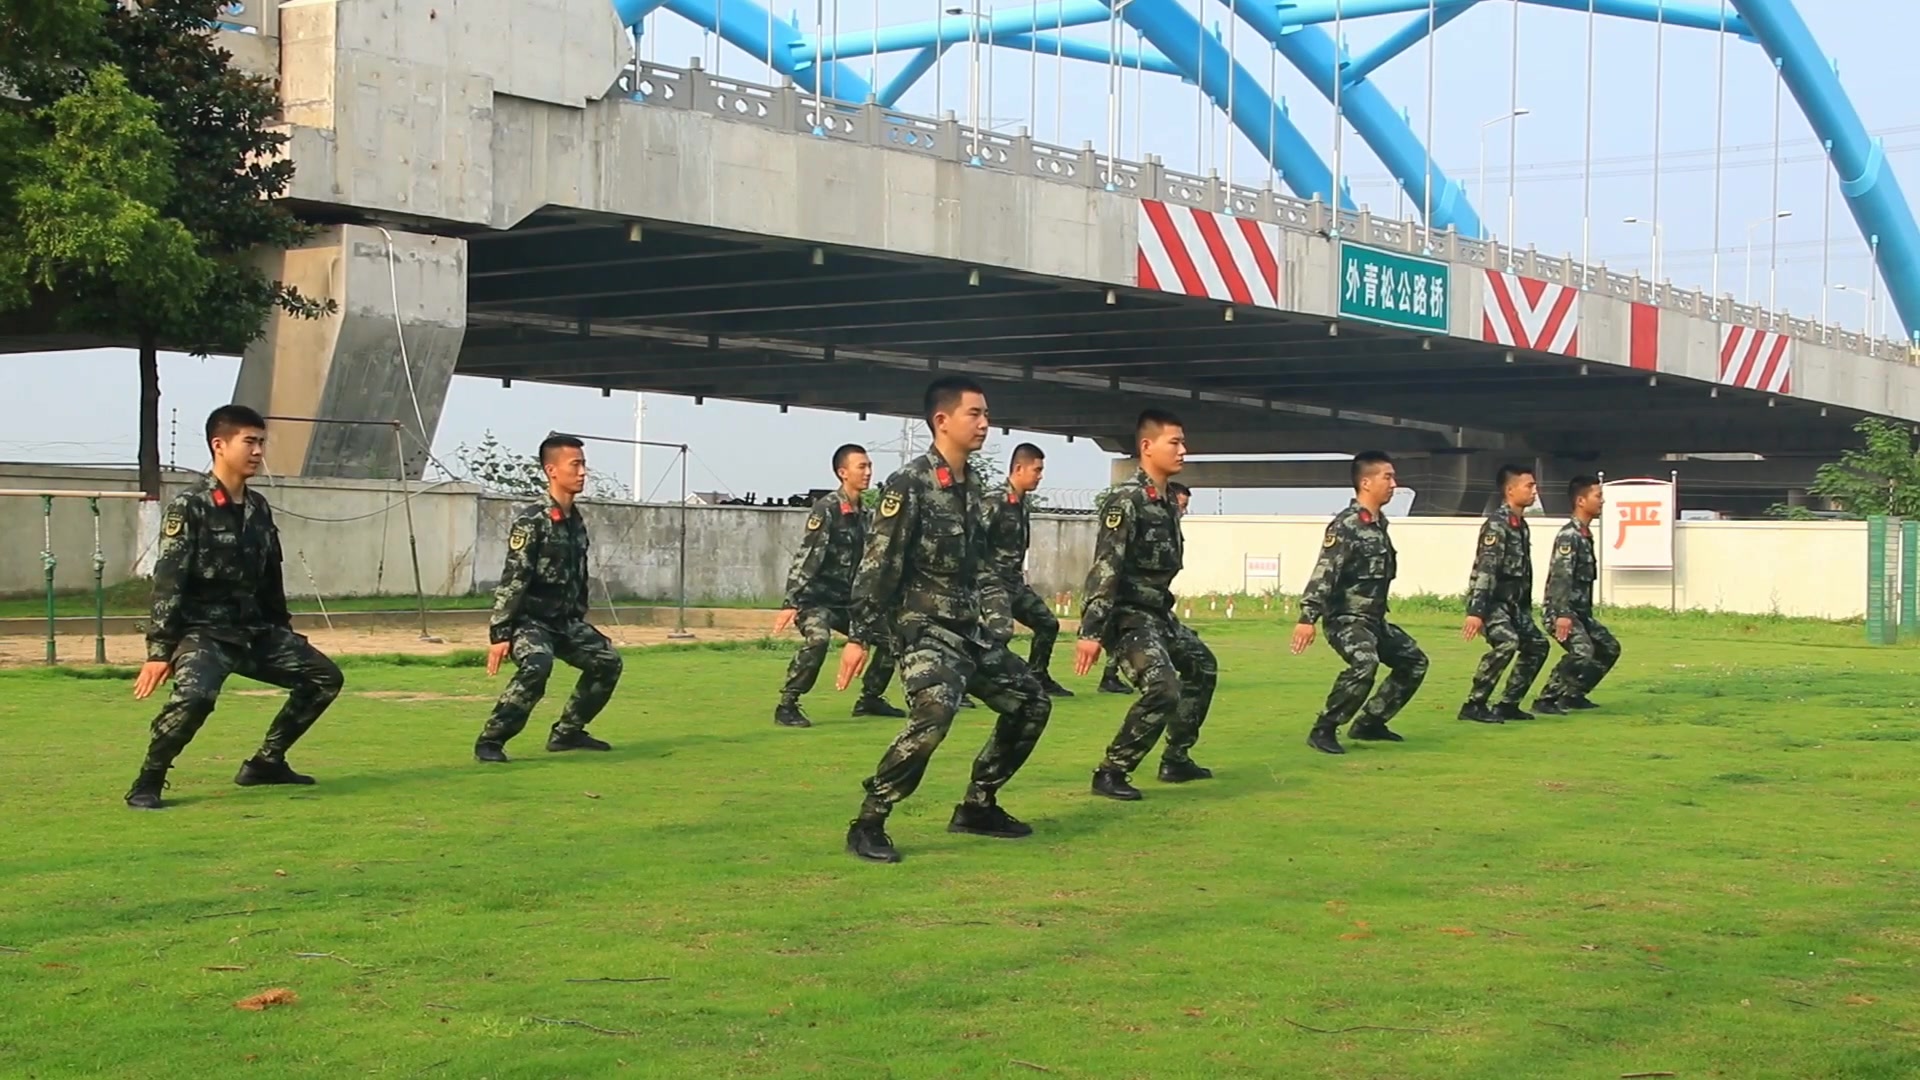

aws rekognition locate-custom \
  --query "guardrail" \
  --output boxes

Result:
[617,59,1918,366]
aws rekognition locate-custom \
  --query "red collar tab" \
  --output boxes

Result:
[1144,483,1159,501]
[1006,490,1020,505]
[548,507,564,523]
[1508,514,1521,528]
[1579,525,1591,539]
[212,487,229,508]
[934,465,953,488]
[1358,509,1372,525]
[839,500,854,514]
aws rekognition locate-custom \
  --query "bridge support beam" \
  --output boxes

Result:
[234,226,467,480]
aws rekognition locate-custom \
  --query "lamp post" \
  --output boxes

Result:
[1623,216,1663,283]
[1743,210,1791,306]
[1477,108,1529,244]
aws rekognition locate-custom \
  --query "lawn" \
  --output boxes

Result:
[3,609,1918,1079]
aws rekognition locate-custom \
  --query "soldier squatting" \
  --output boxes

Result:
[126,397,1624,866]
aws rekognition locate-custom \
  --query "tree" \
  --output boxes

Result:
[1807,418,1920,517]
[454,431,632,501]
[4,0,330,497]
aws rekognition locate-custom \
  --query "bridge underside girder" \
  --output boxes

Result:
[458,213,1872,471]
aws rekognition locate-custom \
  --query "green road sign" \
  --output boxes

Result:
[1338,241,1451,333]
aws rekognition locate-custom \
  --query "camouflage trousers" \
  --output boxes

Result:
[142,626,344,771]
[1099,611,1217,773]
[858,622,1052,819]
[1540,612,1622,701]
[1467,601,1551,706]
[1009,584,1060,676]
[480,620,623,743]
[780,606,897,702]
[1315,615,1428,731]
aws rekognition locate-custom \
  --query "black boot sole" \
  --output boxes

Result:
[948,823,1033,838]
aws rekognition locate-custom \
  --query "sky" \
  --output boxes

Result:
[4,0,1913,515]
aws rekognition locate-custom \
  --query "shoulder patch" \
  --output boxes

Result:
[879,491,903,518]
[1104,509,1124,530]
[1483,532,1499,547]
[508,522,533,552]
[806,512,824,531]
[162,508,186,538]
[1557,543,1572,555]
[1323,532,1339,549]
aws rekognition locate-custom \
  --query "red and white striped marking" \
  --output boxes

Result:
[1629,302,1660,371]
[1136,201,1281,308]
[1480,271,1579,355]
[1719,325,1792,394]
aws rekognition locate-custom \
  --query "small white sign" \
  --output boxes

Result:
[1601,478,1676,570]
[1244,554,1281,593]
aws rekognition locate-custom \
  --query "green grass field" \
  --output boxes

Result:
[4,609,1918,1079]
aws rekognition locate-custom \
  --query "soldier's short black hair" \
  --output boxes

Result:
[1168,481,1191,498]
[1495,463,1536,492]
[1351,450,1393,489]
[205,405,267,450]
[1569,475,1600,500]
[832,443,868,473]
[539,434,585,465]
[1135,409,1184,445]
[1010,443,1045,467]
[923,376,986,430]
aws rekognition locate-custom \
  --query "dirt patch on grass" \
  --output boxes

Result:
[0,622,771,668]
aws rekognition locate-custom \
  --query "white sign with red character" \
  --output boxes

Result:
[1601,478,1676,570]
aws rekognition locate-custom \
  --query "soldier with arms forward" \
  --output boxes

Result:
[839,377,1053,864]
[1095,481,1188,694]
[1459,464,1551,723]
[1077,412,1217,800]
[771,443,904,727]
[981,443,1073,697]
[125,406,344,809]
[474,435,624,762]
[1533,475,1621,714]
[1291,451,1428,754]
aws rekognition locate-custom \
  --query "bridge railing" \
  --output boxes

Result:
[618,59,1918,366]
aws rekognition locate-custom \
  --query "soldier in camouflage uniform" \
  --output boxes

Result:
[125,406,344,810]
[772,443,903,727]
[475,435,624,762]
[1534,475,1620,714]
[982,443,1074,697]
[1460,464,1551,723]
[1094,481,1188,694]
[1077,413,1216,801]
[1292,452,1427,754]
[840,377,1053,864]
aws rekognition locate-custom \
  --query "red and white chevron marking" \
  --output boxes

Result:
[1136,200,1281,308]
[1480,271,1579,355]
[1719,325,1792,393]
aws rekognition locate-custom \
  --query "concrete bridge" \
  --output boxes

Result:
[128,1,1920,511]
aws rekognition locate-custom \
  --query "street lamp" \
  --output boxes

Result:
[945,5,983,166]
[1623,216,1663,283]
[1744,209,1791,306]
[1478,108,1530,244]
[1831,283,1871,333]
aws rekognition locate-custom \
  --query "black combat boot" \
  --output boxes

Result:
[1307,721,1345,755]
[1491,702,1534,722]
[1097,674,1133,695]
[1348,719,1405,742]
[851,696,905,718]
[1037,672,1075,698]
[234,757,315,786]
[846,816,902,863]
[1091,768,1142,801]
[774,702,812,727]
[1530,697,1569,716]
[948,801,1034,838]
[124,766,170,810]
[957,697,976,709]
[547,727,612,751]
[1157,757,1214,782]
[474,741,510,763]
[1565,695,1599,710]
[1458,701,1503,724]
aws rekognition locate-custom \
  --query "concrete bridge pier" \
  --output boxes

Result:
[234,225,467,480]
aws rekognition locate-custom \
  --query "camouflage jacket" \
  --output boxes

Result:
[980,483,1033,587]
[489,496,592,644]
[783,489,867,609]
[1297,499,1397,624]
[1466,502,1534,618]
[145,474,293,662]
[1079,468,1183,642]
[849,449,1004,647]
[1542,517,1598,621]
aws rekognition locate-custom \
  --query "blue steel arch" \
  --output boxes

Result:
[621,0,1919,335]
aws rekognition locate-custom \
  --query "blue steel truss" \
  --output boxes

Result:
[620,0,1919,336]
